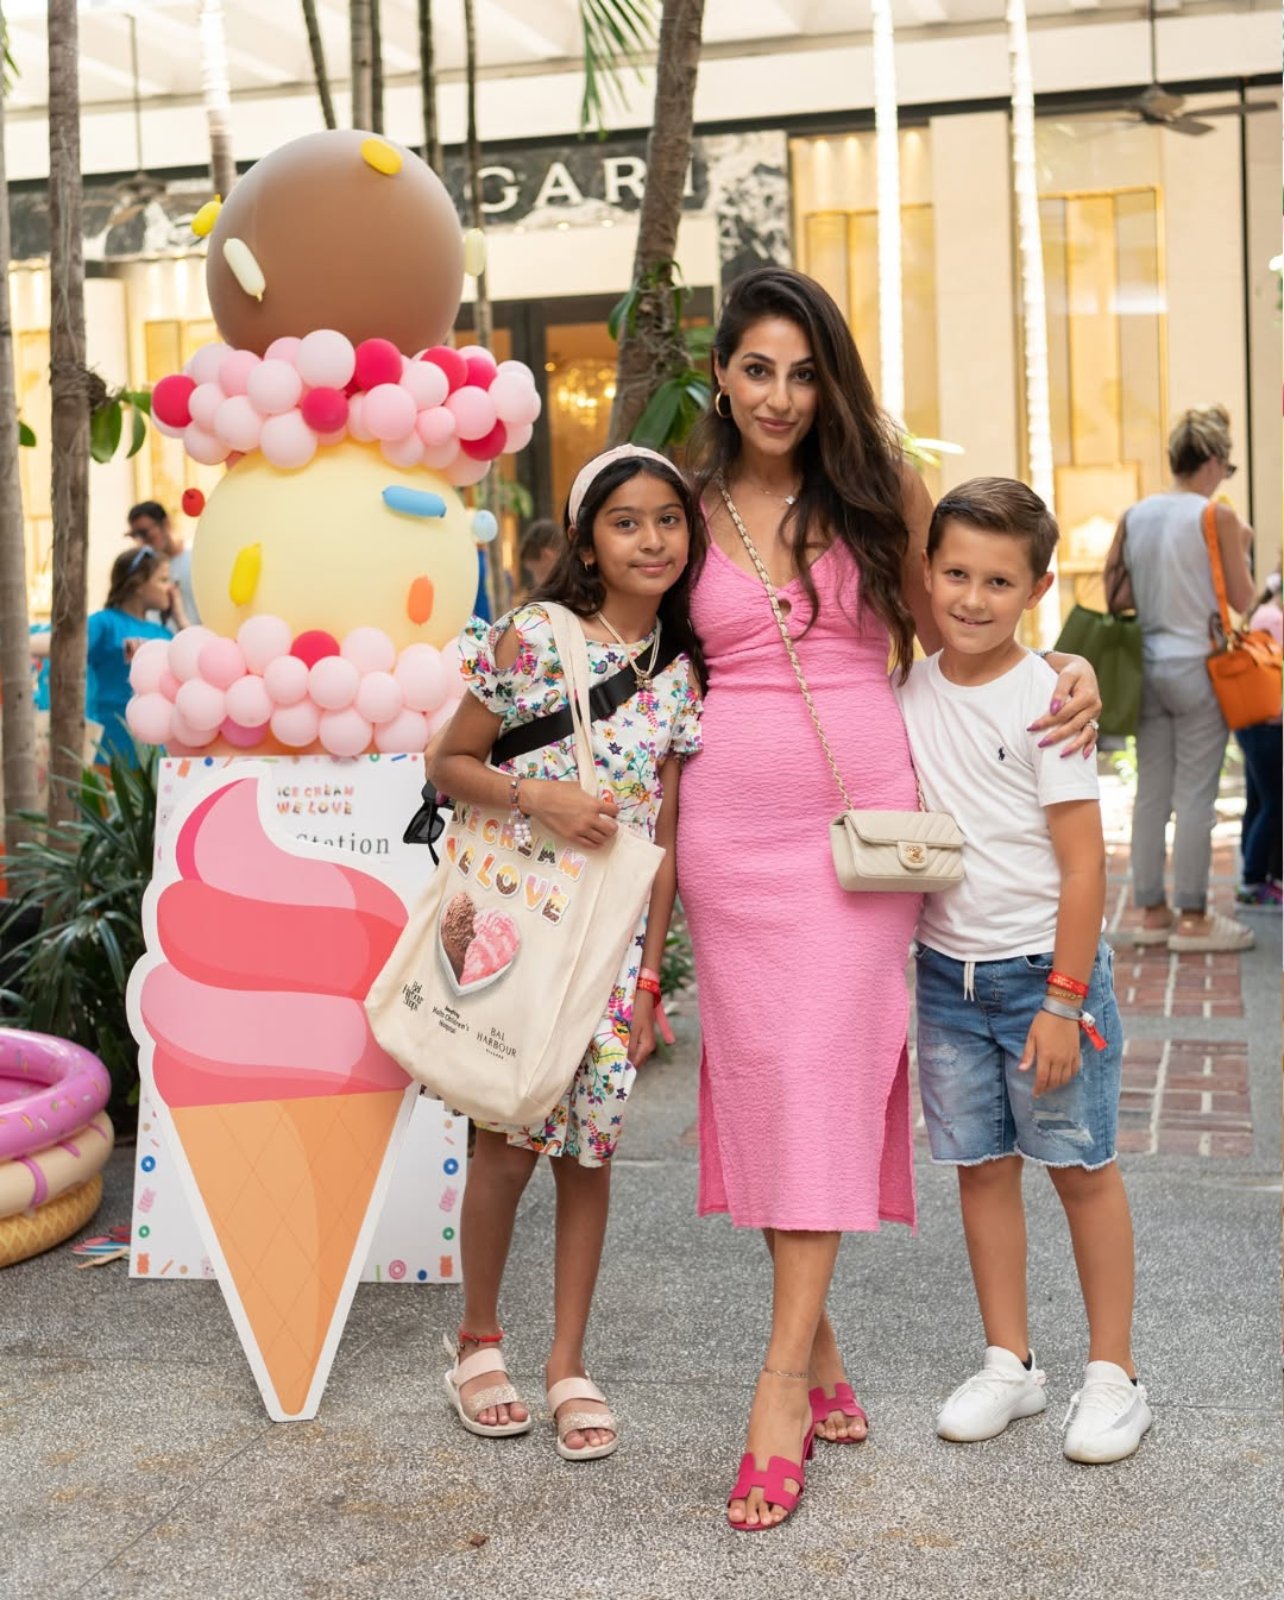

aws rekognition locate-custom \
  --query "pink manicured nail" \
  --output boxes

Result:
[1038,737,1053,748]
[1050,698,1063,713]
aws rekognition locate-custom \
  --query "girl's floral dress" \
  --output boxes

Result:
[459,602,702,1166]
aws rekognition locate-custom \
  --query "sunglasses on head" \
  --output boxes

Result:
[127,546,159,574]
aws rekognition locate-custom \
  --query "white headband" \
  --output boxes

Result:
[567,444,674,527]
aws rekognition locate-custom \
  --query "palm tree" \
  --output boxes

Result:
[0,2,38,848]
[417,0,442,173]
[350,0,373,129]
[370,0,384,134]
[1006,0,1060,641]
[46,0,89,830]
[301,0,337,129]
[871,0,904,425]
[199,0,236,198]
[607,0,704,445]
[461,0,491,354]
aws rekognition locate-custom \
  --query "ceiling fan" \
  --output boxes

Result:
[1114,1,1277,136]
[105,12,167,227]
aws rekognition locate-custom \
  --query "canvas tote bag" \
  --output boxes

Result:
[365,604,664,1127]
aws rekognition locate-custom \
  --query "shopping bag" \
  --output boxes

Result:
[365,604,663,1126]
[1201,502,1282,731]
[1054,604,1142,738]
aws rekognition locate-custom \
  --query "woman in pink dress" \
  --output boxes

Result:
[676,267,1100,1530]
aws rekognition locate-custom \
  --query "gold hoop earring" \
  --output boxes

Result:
[715,388,732,420]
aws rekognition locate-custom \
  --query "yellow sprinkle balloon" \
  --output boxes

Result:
[361,137,403,176]
[228,542,263,607]
[462,228,487,278]
[192,198,222,238]
[223,237,266,301]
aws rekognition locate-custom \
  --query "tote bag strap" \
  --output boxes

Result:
[543,602,599,798]
[1201,500,1235,641]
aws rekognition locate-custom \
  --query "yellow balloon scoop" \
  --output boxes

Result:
[192,198,222,238]
[361,137,403,176]
[229,542,262,607]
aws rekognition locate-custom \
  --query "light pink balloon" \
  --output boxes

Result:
[169,626,216,683]
[421,439,461,471]
[263,653,310,705]
[341,626,397,674]
[184,423,229,466]
[395,643,448,713]
[425,700,459,739]
[495,359,533,382]
[354,670,404,724]
[246,359,303,416]
[158,669,182,702]
[214,395,263,453]
[237,613,293,673]
[416,405,456,448]
[128,637,172,695]
[309,654,361,710]
[450,454,491,488]
[489,370,538,425]
[446,387,498,441]
[264,335,302,364]
[346,393,374,443]
[197,636,247,689]
[515,387,542,425]
[401,361,450,411]
[364,383,417,441]
[219,349,261,397]
[174,678,226,731]
[297,329,356,390]
[225,674,274,727]
[219,716,271,749]
[374,707,430,753]
[439,638,463,680]
[260,411,317,470]
[504,420,534,452]
[316,428,347,447]
[151,414,185,440]
[381,434,424,469]
[188,383,225,431]
[125,692,174,746]
[185,342,229,386]
[169,710,218,749]
[318,707,374,757]
[271,700,321,748]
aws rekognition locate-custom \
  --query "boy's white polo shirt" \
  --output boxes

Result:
[894,650,1100,961]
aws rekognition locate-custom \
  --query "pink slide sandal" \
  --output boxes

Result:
[726,1427,815,1531]
[809,1382,869,1441]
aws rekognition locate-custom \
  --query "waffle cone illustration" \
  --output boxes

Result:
[131,770,413,1419]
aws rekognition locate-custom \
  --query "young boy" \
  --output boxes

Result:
[897,477,1150,1465]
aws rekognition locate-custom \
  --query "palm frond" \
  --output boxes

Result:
[580,0,658,134]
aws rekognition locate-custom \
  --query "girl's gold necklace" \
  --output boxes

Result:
[594,611,662,686]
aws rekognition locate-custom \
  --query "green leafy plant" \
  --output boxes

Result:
[608,262,711,451]
[0,748,159,1126]
[659,903,694,1001]
[89,383,150,464]
[580,0,658,134]
[17,420,35,447]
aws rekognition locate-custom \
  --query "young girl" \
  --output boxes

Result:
[427,444,704,1462]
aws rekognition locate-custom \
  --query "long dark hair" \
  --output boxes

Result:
[105,545,161,611]
[533,455,707,690]
[687,265,915,676]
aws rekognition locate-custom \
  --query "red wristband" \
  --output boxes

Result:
[635,975,662,1000]
[1048,970,1088,998]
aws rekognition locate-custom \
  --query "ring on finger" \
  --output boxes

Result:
[1086,717,1100,731]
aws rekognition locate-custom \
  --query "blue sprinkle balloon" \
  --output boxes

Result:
[381,486,446,519]
[472,508,499,544]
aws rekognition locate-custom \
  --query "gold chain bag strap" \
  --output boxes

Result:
[716,475,964,893]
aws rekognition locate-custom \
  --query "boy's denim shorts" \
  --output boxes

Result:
[914,938,1122,1170]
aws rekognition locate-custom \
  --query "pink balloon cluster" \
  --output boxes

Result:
[150,333,542,489]
[124,617,464,757]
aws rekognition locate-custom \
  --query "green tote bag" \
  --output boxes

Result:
[1054,603,1142,738]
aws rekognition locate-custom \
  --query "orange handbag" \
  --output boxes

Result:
[1201,502,1282,731]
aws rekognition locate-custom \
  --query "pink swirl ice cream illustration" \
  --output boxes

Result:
[134,774,411,1417]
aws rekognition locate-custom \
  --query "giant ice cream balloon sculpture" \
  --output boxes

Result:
[126,130,535,1419]
[125,129,541,758]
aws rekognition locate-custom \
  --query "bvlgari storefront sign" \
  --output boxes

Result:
[448,137,709,224]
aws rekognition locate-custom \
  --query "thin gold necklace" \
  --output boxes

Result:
[595,611,662,686]
[738,475,801,507]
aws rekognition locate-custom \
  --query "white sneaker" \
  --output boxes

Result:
[936,1346,1048,1442]
[1062,1361,1152,1463]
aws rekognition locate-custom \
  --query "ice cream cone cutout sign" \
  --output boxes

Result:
[128,130,542,759]
[127,765,418,1420]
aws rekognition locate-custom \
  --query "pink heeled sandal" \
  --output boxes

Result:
[809,1381,869,1442]
[726,1426,816,1531]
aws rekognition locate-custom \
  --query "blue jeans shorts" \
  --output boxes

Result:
[914,939,1122,1170]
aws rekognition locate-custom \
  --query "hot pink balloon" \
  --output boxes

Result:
[174,678,226,731]
[318,707,374,757]
[246,359,303,416]
[364,383,417,441]
[225,674,274,727]
[446,387,498,441]
[460,348,498,390]
[185,342,229,386]
[260,411,317,470]
[271,700,321,748]
[300,386,349,434]
[219,717,271,749]
[152,374,196,430]
[461,421,507,461]
[395,643,448,713]
[354,671,404,724]
[401,361,450,411]
[197,636,247,689]
[214,395,263,453]
[128,637,172,695]
[219,349,261,397]
[309,654,361,710]
[237,613,293,673]
[341,626,397,674]
[353,338,403,392]
[374,707,430,753]
[263,653,310,706]
[297,329,356,390]
[126,692,174,746]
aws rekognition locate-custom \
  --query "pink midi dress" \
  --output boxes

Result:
[676,538,921,1232]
